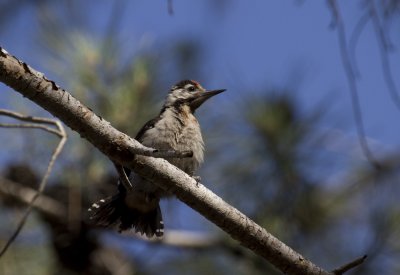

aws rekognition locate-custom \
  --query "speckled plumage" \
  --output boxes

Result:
[89,80,224,237]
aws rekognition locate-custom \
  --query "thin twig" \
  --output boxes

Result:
[328,0,379,167]
[0,115,67,257]
[167,0,174,15]
[0,108,192,159]
[0,123,62,137]
[0,109,58,125]
[331,255,367,275]
[0,108,64,137]
[369,0,400,111]
[113,162,133,191]
[349,11,370,77]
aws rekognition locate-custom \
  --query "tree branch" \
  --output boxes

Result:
[331,255,368,275]
[0,108,65,136]
[0,46,364,274]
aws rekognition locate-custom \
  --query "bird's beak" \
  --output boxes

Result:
[190,89,226,110]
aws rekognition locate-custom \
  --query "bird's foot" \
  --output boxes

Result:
[192,176,201,187]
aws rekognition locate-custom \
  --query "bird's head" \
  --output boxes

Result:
[164,80,225,112]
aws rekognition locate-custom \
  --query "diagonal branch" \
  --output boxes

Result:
[0,177,67,218]
[0,46,364,274]
[331,255,368,275]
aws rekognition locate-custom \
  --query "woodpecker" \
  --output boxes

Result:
[89,80,225,237]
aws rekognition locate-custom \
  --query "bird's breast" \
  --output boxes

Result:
[140,110,204,175]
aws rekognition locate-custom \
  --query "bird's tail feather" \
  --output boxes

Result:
[88,193,164,238]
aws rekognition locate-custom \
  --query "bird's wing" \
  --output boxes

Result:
[135,116,161,142]
[119,116,162,183]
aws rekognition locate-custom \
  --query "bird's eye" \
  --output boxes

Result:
[187,86,196,92]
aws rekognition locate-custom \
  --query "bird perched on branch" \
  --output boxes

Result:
[89,80,225,237]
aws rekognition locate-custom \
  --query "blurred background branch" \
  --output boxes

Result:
[0,110,66,257]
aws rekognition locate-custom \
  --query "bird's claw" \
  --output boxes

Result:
[192,176,201,186]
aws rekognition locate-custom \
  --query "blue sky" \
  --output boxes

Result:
[2,0,399,158]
